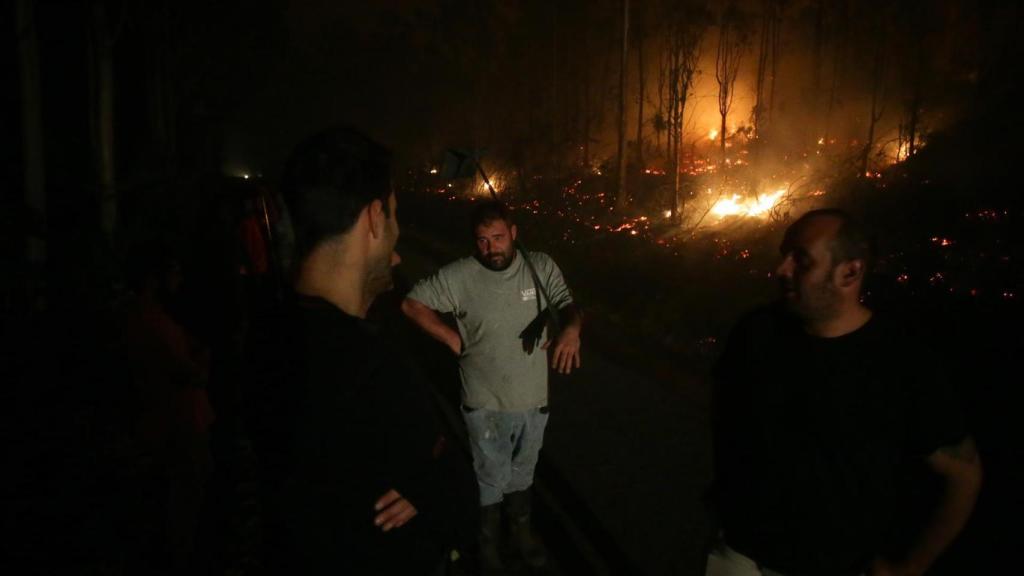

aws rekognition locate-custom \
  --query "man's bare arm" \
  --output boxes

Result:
[873,436,983,576]
[401,298,462,356]
[543,304,582,375]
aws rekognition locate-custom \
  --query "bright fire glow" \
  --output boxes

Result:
[710,189,786,219]
[477,173,504,197]
[708,128,719,141]
[897,141,911,161]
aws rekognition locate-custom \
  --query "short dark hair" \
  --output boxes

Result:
[469,201,513,237]
[281,126,392,262]
[794,208,876,271]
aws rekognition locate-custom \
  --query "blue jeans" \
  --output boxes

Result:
[462,406,549,506]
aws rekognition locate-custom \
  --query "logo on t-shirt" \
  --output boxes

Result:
[521,288,537,301]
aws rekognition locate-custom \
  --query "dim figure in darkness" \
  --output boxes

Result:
[708,209,983,576]
[402,201,582,572]
[255,127,476,574]
[120,246,214,574]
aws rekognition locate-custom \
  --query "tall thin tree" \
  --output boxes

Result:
[861,10,887,176]
[715,2,747,165]
[616,0,630,210]
[665,2,707,220]
[16,0,46,264]
[90,0,127,244]
[635,1,646,178]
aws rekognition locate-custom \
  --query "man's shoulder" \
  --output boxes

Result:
[525,250,556,265]
[731,302,791,338]
[437,255,480,277]
[288,300,385,357]
[524,251,565,277]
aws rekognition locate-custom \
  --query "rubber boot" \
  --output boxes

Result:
[504,489,547,567]
[479,503,505,573]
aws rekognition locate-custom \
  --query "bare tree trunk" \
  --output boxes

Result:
[768,5,781,126]
[675,87,688,219]
[582,58,591,167]
[716,11,744,165]
[551,3,559,165]
[91,1,125,245]
[580,12,593,169]
[148,1,177,176]
[862,23,887,176]
[668,39,679,217]
[906,89,921,157]
[616,0,630,210]
[635,24,645,176]
[823,1,845,142]
[656,47,667,155]
[754,1,770,138]
[716,4,749,166]
[904,30,926,159]
[813,0,825,129]
[16,0,46,264]
[668,46,677,165]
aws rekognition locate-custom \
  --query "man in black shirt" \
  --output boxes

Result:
[255,127,477,574]
[710,209,982,576]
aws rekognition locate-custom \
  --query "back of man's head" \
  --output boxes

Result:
[281,126,392,263]
[793,208,876,273]
[469,200,513,237]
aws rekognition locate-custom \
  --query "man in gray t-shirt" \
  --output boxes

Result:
[402,201,582,570]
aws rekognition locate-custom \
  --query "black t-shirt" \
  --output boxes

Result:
[253,295,477,575]
[712,304,966,576]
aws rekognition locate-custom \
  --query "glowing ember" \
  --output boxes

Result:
[710,189,786,219]
[708,128,719,141]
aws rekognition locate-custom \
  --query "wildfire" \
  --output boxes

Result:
[710,189,786,219]
[708,128,719,141]
[477,173,504,197]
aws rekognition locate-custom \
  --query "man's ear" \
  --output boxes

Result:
[510,224,518,242]
[367,198,385,239]
[837,259,865,288]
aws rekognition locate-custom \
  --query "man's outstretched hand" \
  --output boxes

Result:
[543,325,581,375]
[374,489,418,532]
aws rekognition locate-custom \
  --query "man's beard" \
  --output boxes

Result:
[366,251,395,296]
[480,248,515,271]
[781,278,840,323]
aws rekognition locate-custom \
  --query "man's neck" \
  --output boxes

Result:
[804,303,873,338]
[294,246,370,318]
